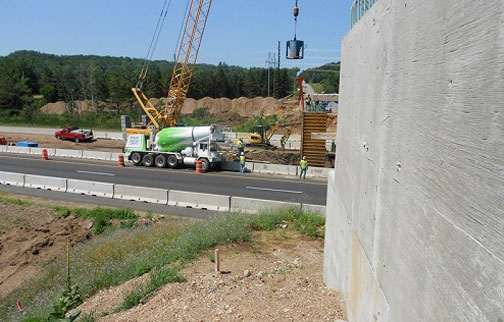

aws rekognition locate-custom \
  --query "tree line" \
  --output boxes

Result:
[0,50,308,115]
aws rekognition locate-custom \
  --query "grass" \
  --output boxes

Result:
[0,191,32,206]
[233,114,278,133]
[0,207,324,322]
[179,107,219,127]
[79,313,96,322]
[52,206,138,234]
[116,267,186,312]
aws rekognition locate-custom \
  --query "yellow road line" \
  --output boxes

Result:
[0,154,328,186]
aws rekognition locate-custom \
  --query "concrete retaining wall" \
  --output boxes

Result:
[67,179,114,198]
[169,190,230,211]
[114,184,168,204]
[24,174,67,192]
[324,1,504,321]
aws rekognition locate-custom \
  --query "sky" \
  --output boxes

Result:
[0,0,354,69]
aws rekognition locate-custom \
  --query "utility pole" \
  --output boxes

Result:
[275,41,281,98]
[265,52,277,97]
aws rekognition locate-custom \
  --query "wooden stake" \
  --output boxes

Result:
[215,249,220,273]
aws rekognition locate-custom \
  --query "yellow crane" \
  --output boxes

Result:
[128,0,304,138]
[128,0,213,135]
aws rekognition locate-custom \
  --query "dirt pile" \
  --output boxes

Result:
[40,101,95,115]
[0,206,92,296]
[181,96,288,117]
[327,113,338,133]
[77,231,346,322]
[246,149,301,165]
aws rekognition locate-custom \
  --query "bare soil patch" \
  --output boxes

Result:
[0,133,124,152]
[79,230,346,322]
[0,203,92,296]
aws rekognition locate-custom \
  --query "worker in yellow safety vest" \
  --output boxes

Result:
[237,138,245,154]
[240,152,246,174]
[299,156,308,179]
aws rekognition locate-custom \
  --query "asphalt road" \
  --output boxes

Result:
[0,153,327,205]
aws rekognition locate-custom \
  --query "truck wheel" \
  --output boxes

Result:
[155,155,167,168]
[167,155,178,168]
[55,135,60,140]
[200,159,210,172]
[131,152,142,166]
[142,154,154,167]
[74,137,80,143]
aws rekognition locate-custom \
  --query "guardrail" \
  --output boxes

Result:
[351,0,377,27]
[0,171,326,216]
[0,148,330,178]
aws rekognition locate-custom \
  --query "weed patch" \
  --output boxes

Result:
[52,207,138,234]
[1,208,324,322]
[0,193,32,206]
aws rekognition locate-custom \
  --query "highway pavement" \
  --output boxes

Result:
[0,153,328,205]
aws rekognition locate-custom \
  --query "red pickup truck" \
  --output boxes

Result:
[55,127,94,143]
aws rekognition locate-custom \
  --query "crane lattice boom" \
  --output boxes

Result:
[131,0,212,132]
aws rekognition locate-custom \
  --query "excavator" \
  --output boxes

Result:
[248,125,292,150]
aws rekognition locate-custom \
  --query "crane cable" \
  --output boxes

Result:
[137,0,173,88]
[293,0,299,40]
[173,0,191,62]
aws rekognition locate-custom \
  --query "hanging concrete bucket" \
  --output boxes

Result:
[286,39,305,59]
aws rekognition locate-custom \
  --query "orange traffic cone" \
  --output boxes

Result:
[118,154,125,168]
[42,149,48,161]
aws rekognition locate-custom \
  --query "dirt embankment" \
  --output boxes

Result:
[41,101,95,115]
[78,231,346,322]
[40,97,336,135]
[0,198,93,296]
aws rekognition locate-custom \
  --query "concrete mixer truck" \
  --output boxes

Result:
[124,124,224,172]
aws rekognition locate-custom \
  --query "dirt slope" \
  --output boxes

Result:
[0,198,93,296]
[78,231,346,322]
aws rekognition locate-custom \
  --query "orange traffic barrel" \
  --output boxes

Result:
[195,160,204,174]
[118,154,125,168]
[42,149,49,161]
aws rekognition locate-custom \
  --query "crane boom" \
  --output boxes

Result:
[131,0,213,132]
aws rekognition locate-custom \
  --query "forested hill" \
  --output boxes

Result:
[300,62,340,94]
[0,50,300,113]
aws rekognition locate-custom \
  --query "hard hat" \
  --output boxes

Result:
[241,152,245,155]
[302,156,306,159]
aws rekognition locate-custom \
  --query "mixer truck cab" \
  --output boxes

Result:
[124,125,224,172]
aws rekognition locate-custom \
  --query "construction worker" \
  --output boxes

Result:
[299,156,308,179]
[240,152,246,174]
[236,138,245,155]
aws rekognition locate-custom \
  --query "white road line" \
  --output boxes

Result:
[77,170,115,177]
[246,186,303,194]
